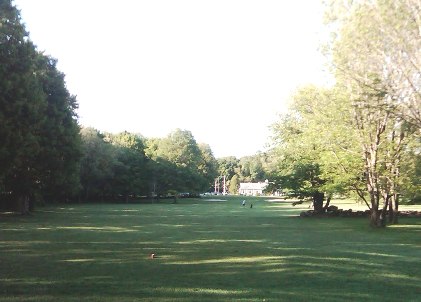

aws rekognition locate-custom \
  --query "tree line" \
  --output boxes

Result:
[79,127,219,202]
[79,129,270,201]
[0,0,270,212]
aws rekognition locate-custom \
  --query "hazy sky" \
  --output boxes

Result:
[14,0,330,158]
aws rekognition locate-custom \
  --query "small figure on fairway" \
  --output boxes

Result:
[250,203,253,208]
[242,200,246,206]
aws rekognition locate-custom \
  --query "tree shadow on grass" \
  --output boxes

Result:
[1,204,421,301]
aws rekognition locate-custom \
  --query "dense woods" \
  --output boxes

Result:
[79,128,221,201]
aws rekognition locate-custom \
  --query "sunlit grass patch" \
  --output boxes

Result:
[388,224,421,229]
[57,226,138,232]
[167,255,285,265]
[156,286,249,296]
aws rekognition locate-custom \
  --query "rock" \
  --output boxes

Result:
[327,205,338,212]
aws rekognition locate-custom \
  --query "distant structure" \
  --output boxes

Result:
[238,180,268,196]
[214,175,227,195]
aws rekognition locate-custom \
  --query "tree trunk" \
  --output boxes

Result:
[313,192,325,214]
[85,187,90,202]
[323,195,332,211]
[390,194,399,224]
[28,198,35,212]
[370,206,388,228]
[17,195,30,215]
[369,209,381,227]
[379,203,388,227]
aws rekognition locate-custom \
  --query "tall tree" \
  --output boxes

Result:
[269,86,363,213]
[155,129,202,169]
[326,0,421,226]
[0,0,45,212]
[228,174,240,194]
[326,0,421,129]
[35,55,81,202]
[79,128,116,201]
[270,112,328,213]
[198,143,219,192]
[0,1,81,211]
[105,131,149,201]
[145,129,216,194]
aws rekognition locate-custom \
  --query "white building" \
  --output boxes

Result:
[239,180,268,196]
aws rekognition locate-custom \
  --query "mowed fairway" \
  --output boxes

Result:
[1,197,421,302]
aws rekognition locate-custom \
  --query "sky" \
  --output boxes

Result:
[14,0,331,158]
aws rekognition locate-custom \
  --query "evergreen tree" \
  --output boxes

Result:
[35,55,81,202]
[0,0,81,210]
[0,0,46,212]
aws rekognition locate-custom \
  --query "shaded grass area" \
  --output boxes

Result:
[1,196,421,301]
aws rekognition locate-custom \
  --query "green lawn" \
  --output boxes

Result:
[1,196,421,301]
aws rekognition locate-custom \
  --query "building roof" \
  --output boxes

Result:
[239,182,268,191]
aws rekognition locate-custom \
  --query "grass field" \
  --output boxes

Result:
[1,196,421,301]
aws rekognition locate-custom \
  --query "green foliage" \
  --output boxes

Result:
[0,1,81,210]
[217,156,239,179]
[145,129,218,195]
[79,128,117,201]
[0,0,45,201]
[238,153,269,182]
[85,129,220,200]
[217,156,240,192]
[79,128,150,201]
[399,138,421,204]
[154,129,202,168]
[106,132,149,200]
[198,143,219,190]
[269,86,361,202]
[34,55,81,201]
[325,0,421,224]
[326,0,421,128]
[228,174,239,194]
[216,154,270,194]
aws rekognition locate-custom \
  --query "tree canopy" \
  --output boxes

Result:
[268,0,421,226]
[0,0,81,212]
[145,129,218,195]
